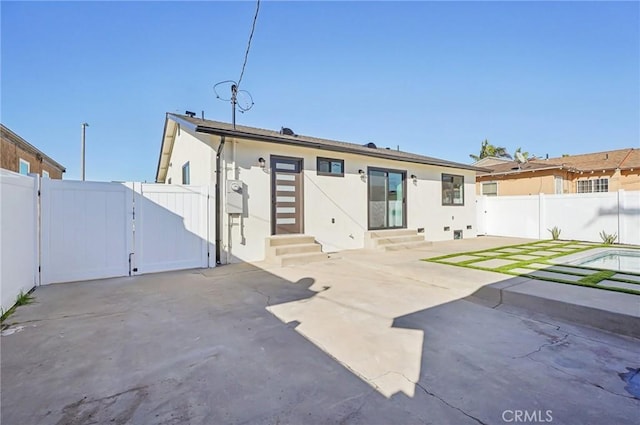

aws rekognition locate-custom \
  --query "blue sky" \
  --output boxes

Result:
[2,1,638,182]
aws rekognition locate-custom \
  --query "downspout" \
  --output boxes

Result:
[215,136,226,265]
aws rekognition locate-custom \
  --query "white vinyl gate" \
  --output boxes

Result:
[132,183,210,275]
[40,180,212,285]
[40,179,133,284]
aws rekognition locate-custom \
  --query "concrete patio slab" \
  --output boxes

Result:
[2,236,638,425]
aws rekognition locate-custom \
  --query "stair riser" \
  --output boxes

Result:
[364,229,418,239]
[373,235,425,246]
[266,236,316,247]
[268,244,322,257]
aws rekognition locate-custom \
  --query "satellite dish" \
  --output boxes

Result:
[515,152,527,163]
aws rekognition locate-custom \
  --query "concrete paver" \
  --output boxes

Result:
[530,270,585,282]
[508,254,540,261]
[1,236,638,425]
[439,254,482,263]
[547,265,601,275]
[598,280,640,292]
[529,250,560,257]
[472,258,519,269]
[614,273,640,283]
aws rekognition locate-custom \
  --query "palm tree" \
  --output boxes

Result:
[514,147,530,160]
[469,139,512,162]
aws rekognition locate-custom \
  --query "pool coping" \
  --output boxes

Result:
[549,247,640,270]
[470,276,640,339]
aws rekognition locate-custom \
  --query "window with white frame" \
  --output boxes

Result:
[19,158,30,175]
[182,162,190,185]
[554,176,563,194]
[577,178,608,193]
[481,182,498,196]
[42,170,50,179]
[593,178,608,192]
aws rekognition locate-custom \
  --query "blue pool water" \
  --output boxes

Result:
[574,250,640,274]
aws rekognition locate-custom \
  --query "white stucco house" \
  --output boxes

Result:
[156,113,483,265]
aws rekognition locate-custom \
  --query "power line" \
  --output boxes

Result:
[237,0,260,90]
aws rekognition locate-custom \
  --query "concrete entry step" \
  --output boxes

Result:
[265,234,316,247]
[364,228,418,239]
[364,229,428,250]
[271,243,322,257]
[264,234,328,266]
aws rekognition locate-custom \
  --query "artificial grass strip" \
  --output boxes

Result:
[578,270,616,285]
[424,240,640,296]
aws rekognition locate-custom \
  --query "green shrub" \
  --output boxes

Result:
[599,230,618,245]
[547,226,561,240]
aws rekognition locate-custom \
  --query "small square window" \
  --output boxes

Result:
[317,157,344,177]
[19,159,30,175]
[42,170,50,179]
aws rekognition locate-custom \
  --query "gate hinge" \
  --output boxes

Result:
[38,190,41,196]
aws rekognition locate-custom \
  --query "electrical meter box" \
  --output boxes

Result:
[226,180,245,214]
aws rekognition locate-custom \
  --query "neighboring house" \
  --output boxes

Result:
[1,124,66,179]
[156,113,483,263]
[476,148,640,196]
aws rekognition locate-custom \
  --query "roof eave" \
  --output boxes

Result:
[193,124,484,172]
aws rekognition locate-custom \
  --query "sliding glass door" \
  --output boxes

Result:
[368,167,406,230]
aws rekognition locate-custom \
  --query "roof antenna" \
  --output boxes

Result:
[212,0,260,128]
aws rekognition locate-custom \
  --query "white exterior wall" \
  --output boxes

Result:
[164,126,216,186]
[0,170,38,314]
[215,137,477,263]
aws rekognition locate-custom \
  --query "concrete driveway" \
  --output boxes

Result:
[2,237,639,424]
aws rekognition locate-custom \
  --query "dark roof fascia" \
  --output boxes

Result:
[193,124,485,172]
[1,124,66,172]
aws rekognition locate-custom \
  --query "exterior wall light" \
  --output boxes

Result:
[358,169,365,176]
[258,157,266,168]
[411,174,418,183]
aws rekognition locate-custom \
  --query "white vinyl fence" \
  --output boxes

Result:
[0,170,38,314]
[477,191,640,245]
[1,171,214,313]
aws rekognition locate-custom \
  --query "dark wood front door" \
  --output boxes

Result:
[271,156,304,235]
